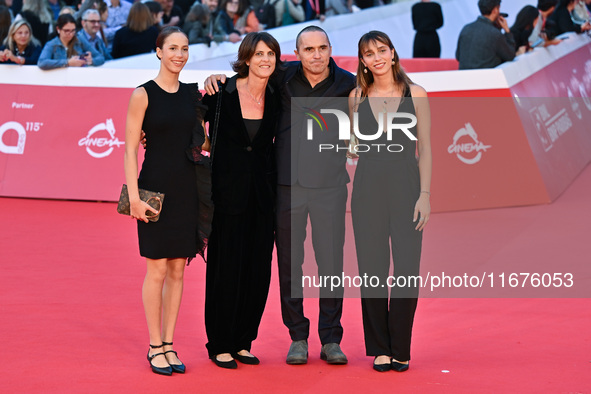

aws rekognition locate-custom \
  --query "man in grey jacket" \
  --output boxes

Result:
[456,0,515,70]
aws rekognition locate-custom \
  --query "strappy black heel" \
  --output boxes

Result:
[162,341,186,374]
[147,343,172,376]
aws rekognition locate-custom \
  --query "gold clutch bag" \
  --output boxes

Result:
[116,184,165,222]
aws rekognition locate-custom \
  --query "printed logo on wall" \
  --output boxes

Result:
[0,120,43,155]
[528,104,573,153]
[78,119,124,158]
[447,123,491,165]
[0,121,27,154]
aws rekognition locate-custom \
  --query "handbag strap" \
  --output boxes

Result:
[209,81,223,167]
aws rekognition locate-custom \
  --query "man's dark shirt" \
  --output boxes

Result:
[163,5,184,27]
[273,59,355,187]
[287,62,335,98]
[456,15,516,70]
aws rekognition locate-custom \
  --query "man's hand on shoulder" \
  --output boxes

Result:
[203,74,227,95]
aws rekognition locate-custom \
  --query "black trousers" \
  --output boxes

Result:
[276,183,347,344]
[204,195,274,358]
[352,158,422,361]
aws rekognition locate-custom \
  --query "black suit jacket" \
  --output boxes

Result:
[203,75,279,214]
[275,59,356,187]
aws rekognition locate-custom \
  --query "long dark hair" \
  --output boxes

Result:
[356,30,413,98]
[511,5,540,32]
[56,14,80,58]
[0,6,10,44]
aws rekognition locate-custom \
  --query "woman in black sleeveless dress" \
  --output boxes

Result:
[349,31,432,373]
[411,0,443,58]
[124,26,207,376]
[202,32,281,369]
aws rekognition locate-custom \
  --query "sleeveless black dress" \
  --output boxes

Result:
[136,80,200,259]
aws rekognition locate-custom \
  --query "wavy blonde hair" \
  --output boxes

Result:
[3,19,40,52]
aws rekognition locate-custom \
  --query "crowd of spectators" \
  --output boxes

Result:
[0,0,392,67]
[456,0,591,70]
[0,0,589,68]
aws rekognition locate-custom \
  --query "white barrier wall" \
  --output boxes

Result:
[99,0,533,70]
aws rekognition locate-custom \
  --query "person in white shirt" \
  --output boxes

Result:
[104,0,131,49]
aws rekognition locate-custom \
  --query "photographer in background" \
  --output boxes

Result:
[455,0,515,70]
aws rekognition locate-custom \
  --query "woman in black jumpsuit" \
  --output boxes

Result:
[349,31,432,372]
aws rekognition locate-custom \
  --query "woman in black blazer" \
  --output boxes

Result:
[202,32,281,369]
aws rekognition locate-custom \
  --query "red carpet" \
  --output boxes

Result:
[1,164,590,393]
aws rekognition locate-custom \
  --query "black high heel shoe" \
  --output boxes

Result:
[147,344,172,376]
[373,356,392,372]
[391,360,409,372]
[162,341,186,374]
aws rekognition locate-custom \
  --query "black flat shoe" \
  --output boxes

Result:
[147,344,172,376]
[391,360,409,372]
[373,357,392,372]
[162,341,185,374]
[232,352,260,365]
[211,355,238,369]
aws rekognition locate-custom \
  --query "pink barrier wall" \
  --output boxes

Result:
[1,38,590,212]
[0,85,135,201]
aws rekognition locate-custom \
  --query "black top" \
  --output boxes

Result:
[173,0,193,15]
[549,5,584,36]
[0,43,42,65]
[163,5,184,27]
[202,76,279,214]
[510,26,532,51]
[111,26,159,59]
[21,11,50,46]
[243,118,262,142]
[288,62,335,98]
[356,87,417,162]
[137,80,200,259]
[274,59,356,187]
[411,2,443,33]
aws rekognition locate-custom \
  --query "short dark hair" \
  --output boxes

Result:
[537,0,558,11]
[155,26,187,59]
[558,0,576,7]
[231,32,282,78]
[478,0,501,16]
[295,25,331,50]
[144,1,162,15]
